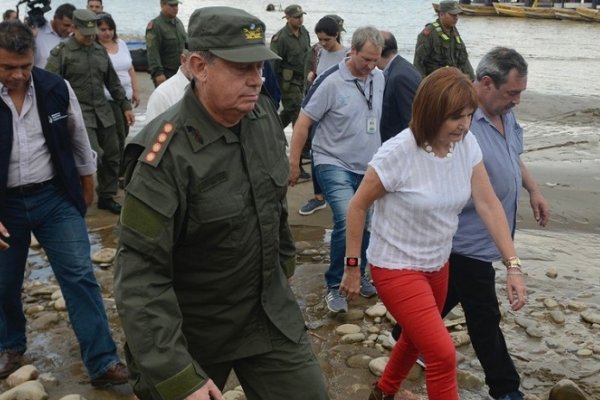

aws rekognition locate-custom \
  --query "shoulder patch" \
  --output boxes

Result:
[272,33,279,42]
[146,20,154,31]
[49,42,66,56]
[139,121,177,167]
[422,27,432,36]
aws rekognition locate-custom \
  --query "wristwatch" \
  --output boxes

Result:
[502,256,522,269]
[344,257,360,267]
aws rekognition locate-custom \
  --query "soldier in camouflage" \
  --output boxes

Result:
[414,0,474,80]
[145,0,187,87]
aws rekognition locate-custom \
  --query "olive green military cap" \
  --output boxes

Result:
[187,6,281,63]
[324,14,345,32]
[439,0,462,15]
[161,0,181,5]
[284,4,306,18]
[72,9,98,35]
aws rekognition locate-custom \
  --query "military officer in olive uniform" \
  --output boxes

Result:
[270,4,310,129]
[115,7,328,400]
[146,0,187,87]
[46,9,134,214]
[414,0,474,80]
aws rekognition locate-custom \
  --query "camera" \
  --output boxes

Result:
[16,0,52,28]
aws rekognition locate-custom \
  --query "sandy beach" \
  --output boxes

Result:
[1,71,598,400]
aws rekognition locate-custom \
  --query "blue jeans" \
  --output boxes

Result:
[315,164,370,289]
[0,183,119,379]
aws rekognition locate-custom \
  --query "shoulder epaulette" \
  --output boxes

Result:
[139,121,177,167]
[272,33,279,42]
[146,20,154,31]
[49,42,66,56]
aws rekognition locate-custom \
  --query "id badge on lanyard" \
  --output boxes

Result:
[354,79,376,134]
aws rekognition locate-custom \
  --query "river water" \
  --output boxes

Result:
[4,0,600,99]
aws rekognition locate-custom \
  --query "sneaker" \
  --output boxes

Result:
[359,275,377,298]
[325,289,348,313]
[491,391,524,400]
[299,198,326,215]
[298,169,311,181]
[416,354,426,369]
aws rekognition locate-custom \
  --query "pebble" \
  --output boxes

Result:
[367,325,380,334]
[58,396,87,400]
[580,311,600,324]
[340,333,366,344]
[53,297,66,311]
[25,305,45,316]
[6,365,39,387]
[543,298,559,309]
[456,370,484,390]
[526,326,544,338]
[346,354,372,369]
[30,312,60,331]
[514,316,536,329]
[567,301,587,312]
[223,390,245,400]
[368,357,388,376]
[450,331,471,347]
[0,380,48,400]
[28,285,60,298]
[50,290,63,300]
[335,324,361,335]
[549,310,566,324]
[545,267,558,278]
[576,349,592,357]
[91,248,116,264]
[548,379,589,400]
[365,303,387,318]
[339,308,364,321]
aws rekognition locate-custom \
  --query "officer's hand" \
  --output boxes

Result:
[288,162,300,187]
[0,222,10,251]
[185,379,223,400]
[124,110,136,127]
[154,74,167,86]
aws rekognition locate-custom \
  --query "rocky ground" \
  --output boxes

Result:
[0,75,598,400]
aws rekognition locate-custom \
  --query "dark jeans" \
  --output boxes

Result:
[443,253,521,398]
[0,183,120,379]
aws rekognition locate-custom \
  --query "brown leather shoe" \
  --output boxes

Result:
[368,382,395,400]
[91,361,129,387]
[0,351,23,379]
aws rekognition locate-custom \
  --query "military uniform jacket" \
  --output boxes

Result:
[146,13,187,79]
[115,84,304,400]
[270,24,310,88]
[45,38,131,129]
[413,19,474,80]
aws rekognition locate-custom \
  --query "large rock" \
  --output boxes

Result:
[58,396,87,400]
[29,312,60,331]
[0,380,48,400]
[365,303,387,318]
[335,324,361,335]
[368,356,388,376]
[91,248,116,264]
[548,379,589,400]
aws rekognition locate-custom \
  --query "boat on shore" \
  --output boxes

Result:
[554,8,589,21]
[576,6,600,21]
[493,3,527,17]
[127,41,148,72]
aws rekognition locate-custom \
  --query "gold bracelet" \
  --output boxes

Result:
[503,256,522,269]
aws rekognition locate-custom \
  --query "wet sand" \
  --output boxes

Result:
[2,73,598,400]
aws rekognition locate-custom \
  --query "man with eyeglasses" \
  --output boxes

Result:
[145,0,187,87]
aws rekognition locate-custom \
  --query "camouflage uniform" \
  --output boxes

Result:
[413,19,474,80]
[270,24,310,127]
[145,12,187,83]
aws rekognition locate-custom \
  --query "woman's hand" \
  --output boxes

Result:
[340,267,361,301]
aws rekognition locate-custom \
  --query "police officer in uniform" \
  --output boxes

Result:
[46,9,134,214]
[413,0,474,80]
[146,0,187,87]
[115,7,328,400]
[270,4,310,128]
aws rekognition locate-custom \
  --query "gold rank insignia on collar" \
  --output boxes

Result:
[140,121,177,167]
[243,24,263,41]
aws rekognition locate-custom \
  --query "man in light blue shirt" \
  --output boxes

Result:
[446,47,550,400]
[34,3,75,68]
[288,26,384,313]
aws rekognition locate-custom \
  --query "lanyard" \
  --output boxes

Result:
[354,79,373,111]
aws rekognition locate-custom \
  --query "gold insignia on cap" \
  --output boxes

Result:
[86,21,95,28]
[243,25,263,40]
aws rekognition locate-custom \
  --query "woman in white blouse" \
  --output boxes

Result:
[340,68,526,400]
[96,13,140,154]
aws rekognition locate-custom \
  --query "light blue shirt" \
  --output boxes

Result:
[302,59,384,174]
[451,107,523,262]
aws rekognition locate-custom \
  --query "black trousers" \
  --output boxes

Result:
[443,253,521,399]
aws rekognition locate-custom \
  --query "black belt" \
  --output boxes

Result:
[6,179,55,196]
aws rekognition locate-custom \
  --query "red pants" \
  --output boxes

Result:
[372,263,458,400]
